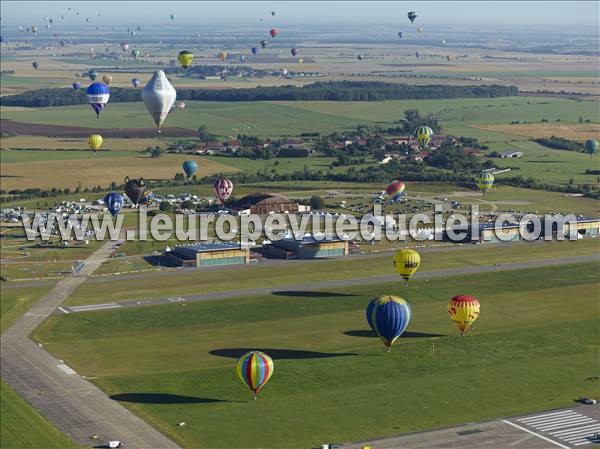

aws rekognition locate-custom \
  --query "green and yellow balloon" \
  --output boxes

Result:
[475,171,494,195]
[415,125,433,149]
[177,50,193,68]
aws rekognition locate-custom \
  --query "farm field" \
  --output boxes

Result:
[33,262,600,449]
[1,136,167,152]
[65,239,599,306]
[0,153,235,190]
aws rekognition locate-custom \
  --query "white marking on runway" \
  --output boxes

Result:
[513,409,600,447]
[69,303,122,312]
[56,363,77,375]
[57,306,70,314]
[502,420,570,449]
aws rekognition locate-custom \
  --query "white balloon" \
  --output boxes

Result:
[142,71,176,129]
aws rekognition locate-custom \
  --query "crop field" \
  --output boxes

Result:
[33,262,600,448]
[0,153,235,190]
[65,239,599,306]
[1,136,167,152]
[473,122,600,141]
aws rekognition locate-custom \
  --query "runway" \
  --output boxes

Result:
[54,253,599,315]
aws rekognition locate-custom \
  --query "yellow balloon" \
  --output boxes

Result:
[393,249,421,282]
[448,295,480,335]
[178,50,193,68]
[219,52,228,61]
[297,58,304,64]
[87,134,103,152]
[102,74,112,85]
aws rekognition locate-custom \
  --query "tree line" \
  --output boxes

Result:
[2,81,519,108]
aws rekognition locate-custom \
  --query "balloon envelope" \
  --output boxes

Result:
[393,249,421,282]
[269,28,278,38]
[214,177,233,204]
[251,47,258,55]
[182,160,197,178]
[408,11,417,22]
[102,74,112,85]
[72,82,81,90]
[142,70,177,129]
[131,78,140,87]
[236,351,274,395]
[475,171,494,194]
[178,50,193,68]
[584,139,598,155]
[415,125,433,148]
[87,134,103,152]
[366,296,411,348]
[385,180,406,201]
[86,82,110,117]
[103,192,123,216]
[448,295,480,335]
[124,177,146,205]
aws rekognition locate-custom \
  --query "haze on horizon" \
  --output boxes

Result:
[1,1,599,28]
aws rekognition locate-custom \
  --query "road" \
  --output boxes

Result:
[342,405,600,449]
[55,253,598,315]
[0,239,181,449]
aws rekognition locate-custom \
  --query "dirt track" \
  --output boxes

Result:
[1,119,198,138]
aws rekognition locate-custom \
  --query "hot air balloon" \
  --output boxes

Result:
[385,180,406,202]
[72,81,81,90]
[214,177,233,205]
[398,31,403,38]
[297,58,304,64]
[131,49,140,59]
[182,160,197,178]
[415,125,433,148]
[584,139,598,156]
[357,54,363,61]
[415,51,422,59]
[177,101,186,111]
[87,134,103,153]
[290,48,298,56]
[124,177,146,205]
[142,70,176,131]
[260,40,268,48]
[417,27,424,33]
[366,296,412,350]
[269,28,278,38]
[393,249,421,283]
[442,39,447,45]
[475,171,494,195]
[408,11,417,23]
[102,74,112,86]
[120,42,129,51]
[32,61,39,69]
[170,14,175,21]
[178,50,193,68]
[86,82,110,118]
[86,17,90,23]
[280,67,288,77]
[251,47,258,55]
[218,51,228,61]
[103,192,123,216]
[446,55,452,61]
[131,77,140,87]
[88,70,97,81]
[271,10,276,16]
[448,295,480,336]
[236,351,274,398]
[31,26,38,35]
[239,55,246,63]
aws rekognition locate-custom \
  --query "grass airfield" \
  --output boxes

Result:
[33,262,599,448]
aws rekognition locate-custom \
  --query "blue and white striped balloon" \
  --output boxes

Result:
[86,82,110,118]
[103,192,123,216]
[366,295,411,349]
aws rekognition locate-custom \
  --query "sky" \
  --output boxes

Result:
[1,1,599,27]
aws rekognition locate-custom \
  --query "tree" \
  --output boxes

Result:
[151,147,162,158]
[198,124,209,141]
[309,195,325,210]
[159,201,173,211]
[181,200,195,209]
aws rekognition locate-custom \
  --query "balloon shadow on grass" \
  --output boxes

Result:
[210,348,357,360]
[271,290,357,298]
[110,393,237,404]
[344,330,445,338]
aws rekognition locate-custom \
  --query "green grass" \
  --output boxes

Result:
[66,239,599,306]
[33,262,600,449]
[0,284,55,333]
[1,149,133,163]
[0,381,83,449]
